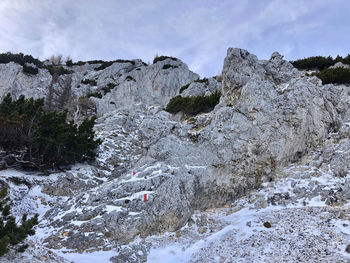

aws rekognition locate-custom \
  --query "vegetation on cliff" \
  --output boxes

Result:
[313,67,350,85]
[292,55,350,71]
[0,94,101,170]
[292,54,350,85]
[0,187,38,257]
[165,90,221,115]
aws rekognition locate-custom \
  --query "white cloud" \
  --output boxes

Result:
[0,0,348,76]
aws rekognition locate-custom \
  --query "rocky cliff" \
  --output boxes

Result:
[1,48,350,262]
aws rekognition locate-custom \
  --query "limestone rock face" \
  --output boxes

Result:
[220,48,336,168]
[181,77,221,97]
[222,48,301,105]
[0,62,52,100]
[0,58,199,117]
[2,49,350,261]
[39,48,345,252]
[95,58,199,114]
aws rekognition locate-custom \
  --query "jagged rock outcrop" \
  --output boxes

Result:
[95,58,199,114]
[0,57,199,118]
[220,48,338,167]
[181,77,221,97]
[2,48,350,262]
[0,62,52,99]
[40,48,344,252]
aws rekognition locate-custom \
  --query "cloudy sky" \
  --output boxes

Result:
[0,0,349,76]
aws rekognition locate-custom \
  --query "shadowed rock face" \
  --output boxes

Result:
[2,48,350,257]
[39,48,347,251]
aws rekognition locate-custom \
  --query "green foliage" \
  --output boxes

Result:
[22,65,38,75]
[0,94,45,149]
[314,67,350,85]
[292,54,350,71]
[87,92,103,99]
[0,52,43,68]
[93,62,112,70]
[69,59,138,69]
[162,64,178,69]
[0,52,73,77]
[66,60,73,67]
[343,54,350,65]
[0,94,101,170]
[115,59,136,65]
[35,113,101,165]
[153,56,178,64]
[17,244,29,253]
[194,78,209,85]
[165,90,221,115]
[94,59,135,71]
[179,83,190,94]
[70,60,105,66]
[0,187,39,257]
[85,81,116,98]
[125,76,135,82]
[71,61,86,66]
[86,60,105,65]
[292,56,334,70]
[0,52,142,76]
[81,79,97,86]
[101,83,116,95]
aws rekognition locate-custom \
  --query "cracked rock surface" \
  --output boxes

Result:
[0,48,350,262]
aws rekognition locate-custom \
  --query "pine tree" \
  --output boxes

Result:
[0,94,102,170]
[0,187,38,257]
[165,91,221,115]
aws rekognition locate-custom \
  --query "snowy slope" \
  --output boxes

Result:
[146,164,350,262]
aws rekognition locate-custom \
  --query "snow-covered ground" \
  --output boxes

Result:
[146,164,350,263]
[1,163,350,262]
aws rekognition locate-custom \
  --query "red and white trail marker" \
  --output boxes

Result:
[143,194,147,202]
[133,171,136,176]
